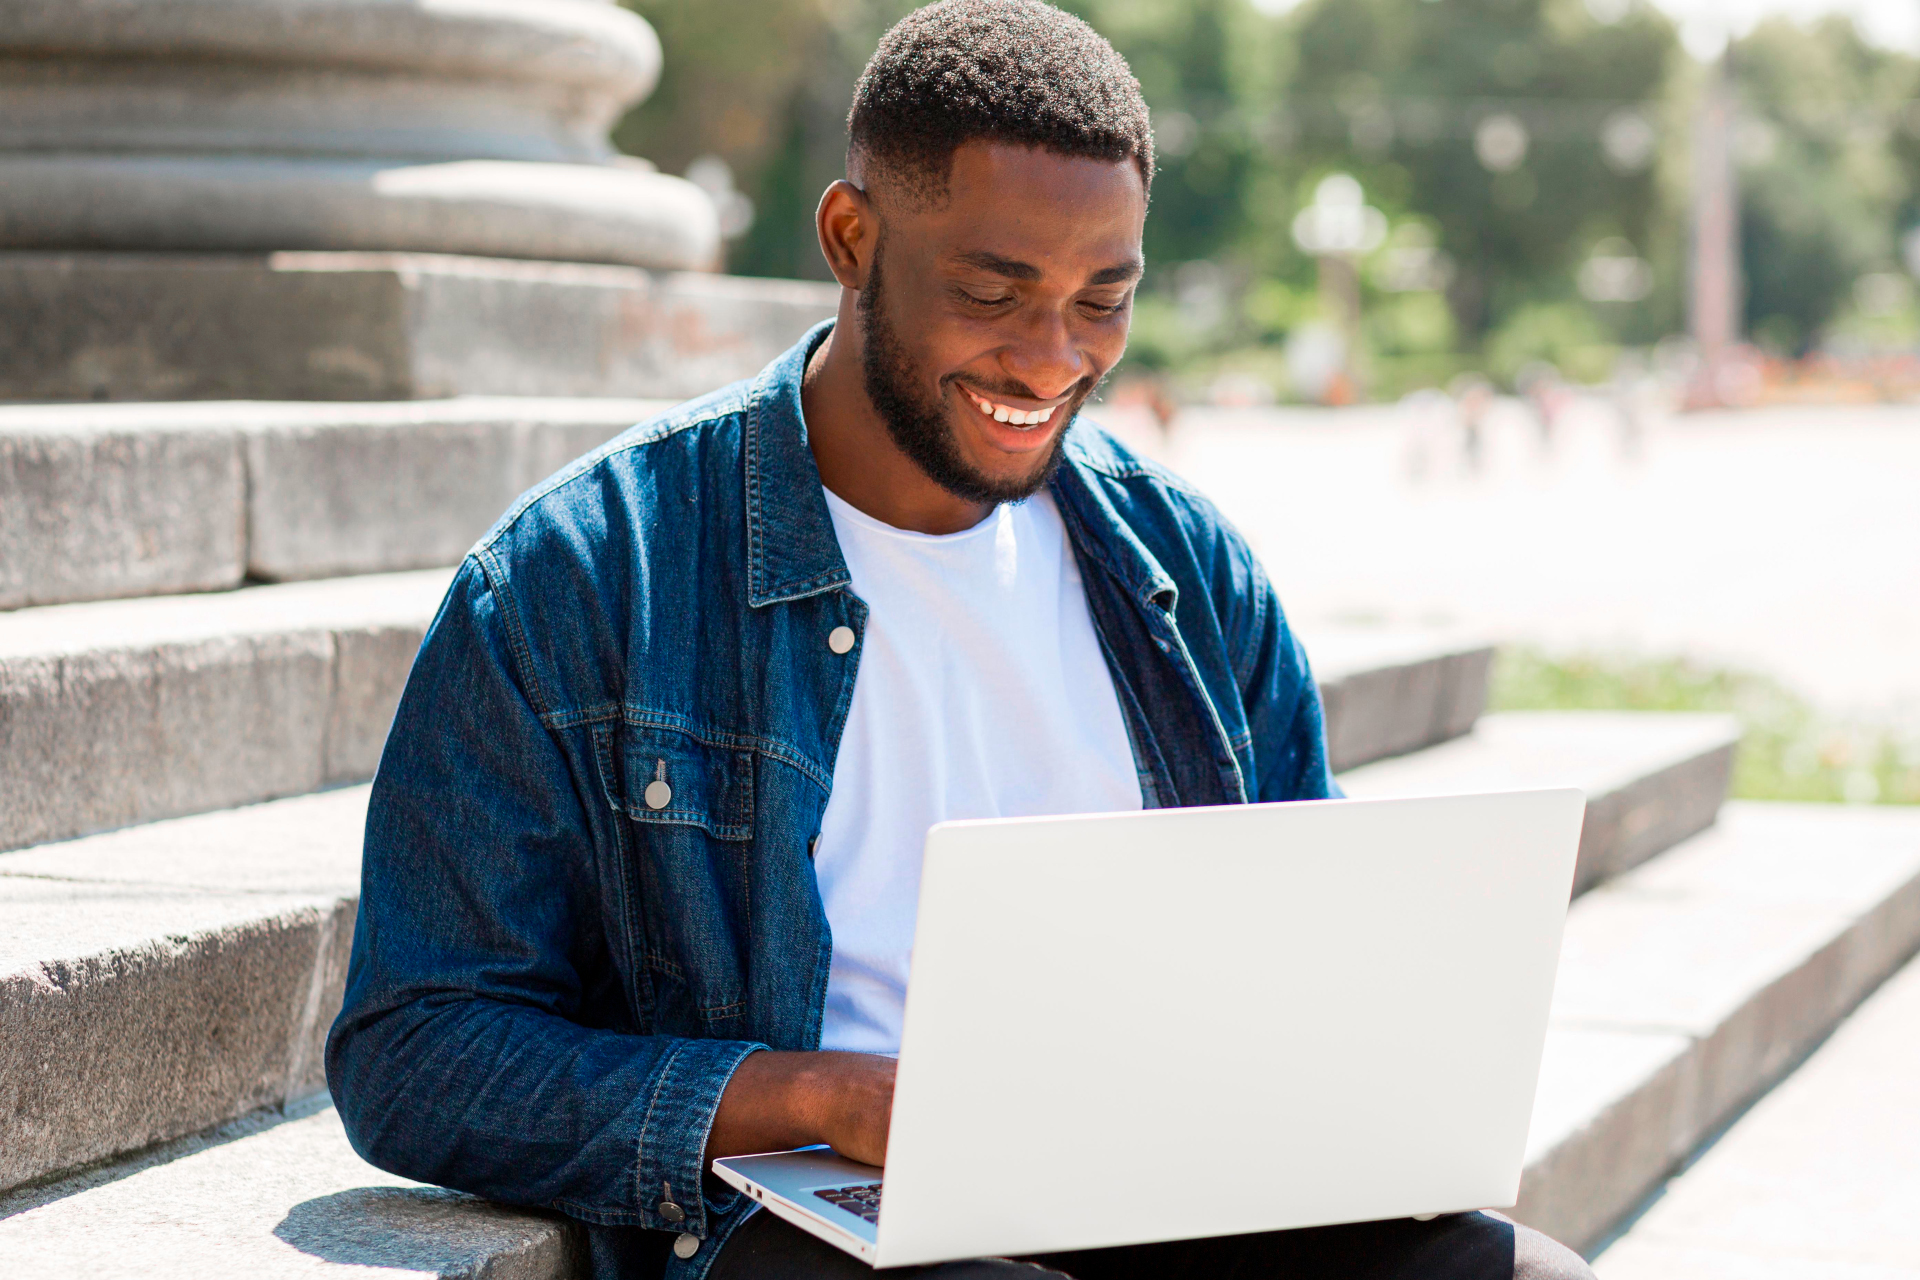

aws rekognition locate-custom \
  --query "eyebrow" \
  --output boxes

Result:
[952,250,1144,287]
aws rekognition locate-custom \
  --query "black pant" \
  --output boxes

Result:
[709,1207,1597,1279]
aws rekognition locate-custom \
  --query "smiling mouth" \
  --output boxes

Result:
[958,382,1060,427]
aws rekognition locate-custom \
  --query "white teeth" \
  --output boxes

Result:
[965,386,1055,426]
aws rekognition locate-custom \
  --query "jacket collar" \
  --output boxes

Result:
[1050,430,1180,617]
[741,319,1178,615]
[743,320,851,608]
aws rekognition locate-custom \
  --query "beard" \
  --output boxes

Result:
[858,241,1094,506]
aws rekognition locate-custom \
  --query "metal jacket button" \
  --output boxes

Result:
[645,760,671,810]
[674,1233,700,1258]
[658,1198,685,1223]
[828,625,856,654]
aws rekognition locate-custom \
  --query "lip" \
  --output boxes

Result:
[949,381,1069,456]
[954,381,1068,430]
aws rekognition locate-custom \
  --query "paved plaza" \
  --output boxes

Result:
[1104,399,1920,730]
[1103,395,1920,1275]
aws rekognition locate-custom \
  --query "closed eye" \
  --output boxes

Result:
[953,286,1016,309]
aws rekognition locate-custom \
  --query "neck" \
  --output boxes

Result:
[800,304,993,536]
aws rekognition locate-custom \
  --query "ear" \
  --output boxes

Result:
[816,180,878,291]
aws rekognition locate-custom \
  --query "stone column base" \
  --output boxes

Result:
[0,157,719,272]
[0,251,840,402]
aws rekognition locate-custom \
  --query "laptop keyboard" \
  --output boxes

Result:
[813,1181,883,1223]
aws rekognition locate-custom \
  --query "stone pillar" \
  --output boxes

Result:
[1683,53,1745,410]
[0,0,719,270]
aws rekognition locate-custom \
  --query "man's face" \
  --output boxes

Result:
[857,142,1146,505]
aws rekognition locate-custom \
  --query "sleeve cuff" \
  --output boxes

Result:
[635,1038,767,1236]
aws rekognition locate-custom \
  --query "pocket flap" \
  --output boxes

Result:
[610,724,754,841]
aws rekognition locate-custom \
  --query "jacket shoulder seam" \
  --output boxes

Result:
[468,547,557,721]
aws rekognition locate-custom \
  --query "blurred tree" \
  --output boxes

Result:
[1284,0,1679,340]
[1063,0,1288,267]
[1732,17,1919,352]
[619,0,1285,281]
[615,0,820,179]
[616,1,918,279]
[616,0,1920,381]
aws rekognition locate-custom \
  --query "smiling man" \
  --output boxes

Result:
[327,3,1594,1279]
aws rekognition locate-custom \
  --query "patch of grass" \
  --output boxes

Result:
[1491,648,1920,805]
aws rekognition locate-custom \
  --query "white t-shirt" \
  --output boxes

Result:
[814,488,1143,1054]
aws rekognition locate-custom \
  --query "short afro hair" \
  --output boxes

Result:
[848,0,1154,204]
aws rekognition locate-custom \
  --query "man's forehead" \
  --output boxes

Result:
[944,141,1144,211]
[901,143,1145,281]
[943,245,1143,286]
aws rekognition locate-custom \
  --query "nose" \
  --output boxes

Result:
[1000,308,1089,402]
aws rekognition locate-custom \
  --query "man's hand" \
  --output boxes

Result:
[705,1050,896,1167]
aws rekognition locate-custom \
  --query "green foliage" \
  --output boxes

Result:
[615,0,1920,379]
[616,0,919,280]
[1243,277,1316,342]
[1064,0,1288,266]
[1493,648,1920,805]
[1484,301,1616,385]
[1286,0,1678,337]
[1118,293,1194,372]
[1732,18,1920,352]
[1366,291,1457,357]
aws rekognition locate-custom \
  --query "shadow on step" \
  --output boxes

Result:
[276,1185,584,1276]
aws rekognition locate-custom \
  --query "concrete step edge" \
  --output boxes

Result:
[0,788,370,1193]
[0,586,1488,852]
[0,1097,584,1279]
[1341,710,1743,896]
[1514,801,1920,1254]
[7,802,1912,1274]
[0,572,450,852]
[1590,950,1920,1277]
[1306,627,1496,772]
[0,398,670,609]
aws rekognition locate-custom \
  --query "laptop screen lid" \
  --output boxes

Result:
[872,788,1584,1268]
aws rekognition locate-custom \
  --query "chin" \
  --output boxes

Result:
[963,429,1068,500]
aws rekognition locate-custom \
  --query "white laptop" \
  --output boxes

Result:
[713,788,1585,1268]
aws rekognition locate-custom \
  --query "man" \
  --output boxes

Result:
[328,3,1596,1278]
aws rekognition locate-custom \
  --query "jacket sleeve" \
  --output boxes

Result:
[1226,544,1343,804]
[325,556,761,1237]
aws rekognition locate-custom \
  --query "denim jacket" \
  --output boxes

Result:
[327,322,1338,1279]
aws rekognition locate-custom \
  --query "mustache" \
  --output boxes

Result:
[944,373,1103,405]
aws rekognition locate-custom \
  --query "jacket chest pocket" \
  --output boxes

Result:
[595,721,757,1034]
[602,723,755,841]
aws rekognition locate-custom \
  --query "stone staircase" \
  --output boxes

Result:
[1593,921,1920,1277]
[3,399,1917,1276]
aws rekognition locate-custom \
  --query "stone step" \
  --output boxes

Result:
[0,397,664,608]
[1515,801,1920,1254]
[1340,711,1741,896]
[0,788,366,1194]
[0,570,451,852]
[1592,950,1920,1278]
[0,619,1488,1179]
[1302,626,1494,772]
[0,1099,580,1280]
[0,580,1484,852]
[1,250,837,403]
[5,798,1914,1275]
